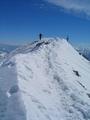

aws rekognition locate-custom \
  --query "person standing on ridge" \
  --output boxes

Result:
[66,35,69,42]
[39,33,42,40]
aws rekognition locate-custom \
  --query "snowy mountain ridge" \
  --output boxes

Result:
[0,38,90,120]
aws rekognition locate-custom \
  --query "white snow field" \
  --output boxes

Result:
[0,38,90,120]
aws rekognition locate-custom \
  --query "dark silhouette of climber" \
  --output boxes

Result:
[66,35,69,42]
[39,33,42,40]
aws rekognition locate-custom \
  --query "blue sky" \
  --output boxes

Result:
[0,0,90,46]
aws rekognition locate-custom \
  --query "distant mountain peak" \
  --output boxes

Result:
[77,47,90,61]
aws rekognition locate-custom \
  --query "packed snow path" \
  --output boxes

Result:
[0,38,90,120]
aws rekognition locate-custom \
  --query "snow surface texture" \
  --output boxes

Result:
[0,38,90,120]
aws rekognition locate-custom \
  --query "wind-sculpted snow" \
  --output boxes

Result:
[0,38,90,120]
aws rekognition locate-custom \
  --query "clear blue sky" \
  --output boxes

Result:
[0,0,90,45]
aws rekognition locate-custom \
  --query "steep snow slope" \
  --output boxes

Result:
[0,38,90,120]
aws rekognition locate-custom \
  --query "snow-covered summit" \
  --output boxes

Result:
[0,37,90,120]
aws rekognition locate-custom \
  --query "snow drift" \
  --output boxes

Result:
[0,38,90,120]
